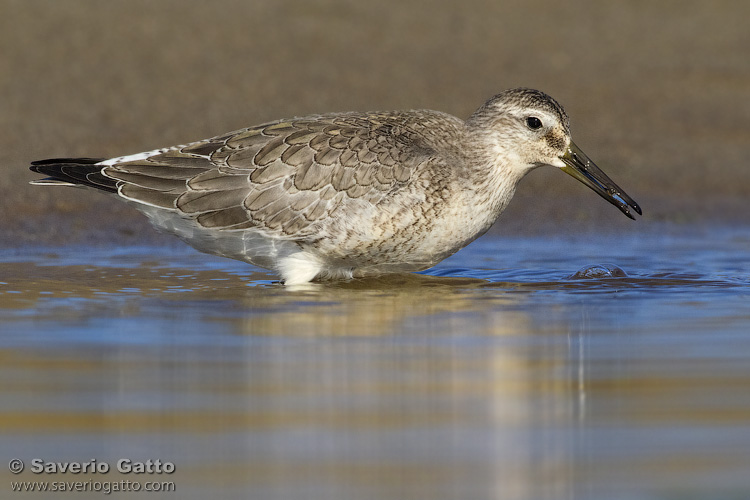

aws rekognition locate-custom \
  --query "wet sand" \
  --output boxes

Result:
[1,0,749,246]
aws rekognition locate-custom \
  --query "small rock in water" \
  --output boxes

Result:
[568,264,628,280]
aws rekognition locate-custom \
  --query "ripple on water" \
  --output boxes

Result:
[568,264,628,279]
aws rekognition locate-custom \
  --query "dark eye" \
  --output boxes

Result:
[526,116,543,130]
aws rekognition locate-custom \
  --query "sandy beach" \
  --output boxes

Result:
[2,0,748,246]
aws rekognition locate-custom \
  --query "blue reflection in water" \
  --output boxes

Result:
[1,227,749,500]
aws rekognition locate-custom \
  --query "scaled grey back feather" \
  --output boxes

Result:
[103,111,455,237]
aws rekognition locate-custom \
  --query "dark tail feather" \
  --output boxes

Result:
[30,158,118,193]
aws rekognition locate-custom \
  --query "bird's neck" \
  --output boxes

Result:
[460,129,528,225]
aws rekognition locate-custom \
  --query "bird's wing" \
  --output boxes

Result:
[102,112,441,238]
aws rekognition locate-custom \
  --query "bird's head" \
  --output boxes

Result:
[468,88,641,219]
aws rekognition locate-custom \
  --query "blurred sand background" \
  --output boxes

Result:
[2,0,748,247]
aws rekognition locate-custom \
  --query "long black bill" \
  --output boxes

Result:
[560,141,642,220]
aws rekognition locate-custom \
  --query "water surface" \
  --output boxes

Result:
[1,227,749,499]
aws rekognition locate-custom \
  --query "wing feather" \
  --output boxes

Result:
[119,185,179,208]
[187,171,248,191]
[197,207,256,229]
[99,111,453,235]
[105,171,186,191]
[111,163,206,179]
[178,188,250,214]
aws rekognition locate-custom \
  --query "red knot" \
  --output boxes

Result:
[30,88,641,284]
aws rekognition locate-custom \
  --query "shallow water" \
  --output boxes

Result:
[1,227,749,499]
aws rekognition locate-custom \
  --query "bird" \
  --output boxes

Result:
[29,88,641,285]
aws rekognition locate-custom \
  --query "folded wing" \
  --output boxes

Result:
[103,112,437,238]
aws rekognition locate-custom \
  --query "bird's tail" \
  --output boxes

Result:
[29,158,117,192]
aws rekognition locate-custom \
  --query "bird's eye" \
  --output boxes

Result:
[526,116,543,130]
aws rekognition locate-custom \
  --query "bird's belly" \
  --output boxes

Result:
[310,204,495,275]
[135,191,498,282]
